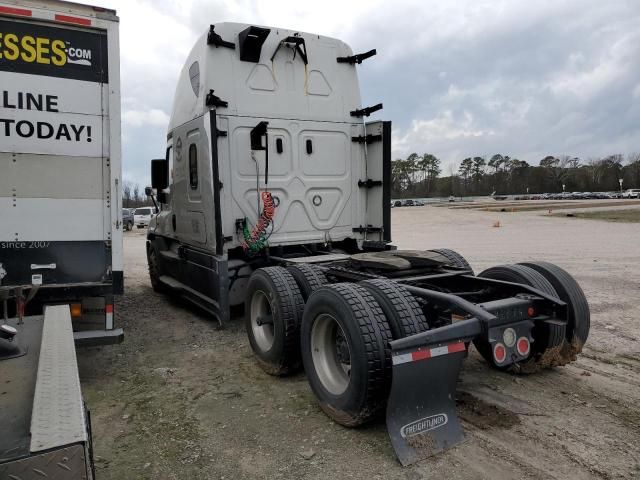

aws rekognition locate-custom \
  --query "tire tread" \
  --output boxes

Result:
[360,279,429,339]
[287,264,328,300]
[246,267,305,376]
[303,283,392,426]
[429,248,473,273]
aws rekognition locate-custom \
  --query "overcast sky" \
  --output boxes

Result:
[100,0,640,185]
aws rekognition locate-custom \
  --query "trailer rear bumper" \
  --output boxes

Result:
[74,328,124,347]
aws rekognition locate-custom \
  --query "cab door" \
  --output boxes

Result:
[172,121,208,248]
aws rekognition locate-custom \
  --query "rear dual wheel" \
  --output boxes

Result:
[287,264,328,300]
[476,263,590,372]
[252,267,426,426]
[428,248,473,273]
[359,279,429,339]
[519,262,590,359]
[301,283,392,426]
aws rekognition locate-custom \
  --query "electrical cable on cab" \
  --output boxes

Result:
[241,191,276,254]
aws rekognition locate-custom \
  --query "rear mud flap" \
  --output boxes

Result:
[386,342,468,466]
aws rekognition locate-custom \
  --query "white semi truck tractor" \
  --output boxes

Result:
[147,23,590,465]
[0,1,122,477]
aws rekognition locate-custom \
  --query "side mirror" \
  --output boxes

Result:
[156,192,168,204]
[144,186,153,197]
[151,159,168,190]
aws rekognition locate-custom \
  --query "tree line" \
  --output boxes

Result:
[121,180,152,208]
[392,152,640,198]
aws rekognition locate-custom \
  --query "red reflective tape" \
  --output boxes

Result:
[411,350,430,361]
[105,304,114,313]
[55,13,91,26]
[0,6,32,16]
[447,342,466,354]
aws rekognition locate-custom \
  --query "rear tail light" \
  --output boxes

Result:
[527,307,536,317]
[493,343,507,364]
[70,303,82,317]
[516,337,530,356]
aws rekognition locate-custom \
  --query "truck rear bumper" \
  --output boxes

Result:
[74,328,124,347]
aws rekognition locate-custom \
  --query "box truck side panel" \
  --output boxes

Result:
[0,14,116,288]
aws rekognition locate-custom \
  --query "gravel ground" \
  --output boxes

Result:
[78,203,640,480]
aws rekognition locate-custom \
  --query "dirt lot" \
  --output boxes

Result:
[78,204,640,480]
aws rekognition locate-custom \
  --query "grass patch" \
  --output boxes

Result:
[553,209,640,223]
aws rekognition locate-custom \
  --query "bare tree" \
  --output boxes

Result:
[586,158,607,188]
[122,180,133,207]
[563,156,581,169]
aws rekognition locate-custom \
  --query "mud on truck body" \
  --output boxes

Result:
[147,23,590,465]
[0,1,122,477]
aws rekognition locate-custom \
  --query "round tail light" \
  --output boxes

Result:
[493,343,507,364]
[516,337,530,356]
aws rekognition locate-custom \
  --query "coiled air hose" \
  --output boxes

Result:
[242,191,275,254]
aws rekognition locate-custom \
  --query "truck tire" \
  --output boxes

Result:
[287,264,328,301]
[147,246,168,294]
[519,262,590,358]
[476,264,567,372]
[429,248,473,273]
[246,267,305,376]
[360,279,429,339]
[301,283,392,426]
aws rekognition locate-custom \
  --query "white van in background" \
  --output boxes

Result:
[134,207,154,228]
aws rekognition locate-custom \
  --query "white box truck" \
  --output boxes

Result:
[0,1,122,477]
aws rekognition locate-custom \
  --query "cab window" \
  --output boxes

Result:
[189,144,198,189]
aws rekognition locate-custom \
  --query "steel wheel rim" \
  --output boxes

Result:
[250,290,274,352]
[311,313,351,395]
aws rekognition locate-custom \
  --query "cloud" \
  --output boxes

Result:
[100,0,640,184]
[122,109,170,128]
[394,111,495,154]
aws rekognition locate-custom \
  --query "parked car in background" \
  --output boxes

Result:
[134,207,155,228]
[414,200,425,206]
[394,200,402,207]
[402,199,415,207]
[622,189,640,198]
[122,209,134,231]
